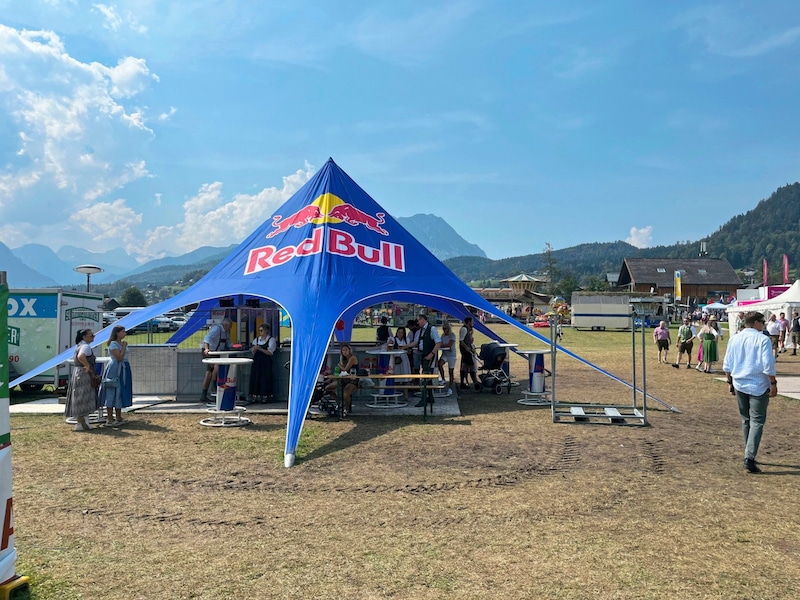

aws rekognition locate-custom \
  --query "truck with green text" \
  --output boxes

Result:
[7,289,104,391]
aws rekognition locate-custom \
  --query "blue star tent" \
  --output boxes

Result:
[12,158,659,466]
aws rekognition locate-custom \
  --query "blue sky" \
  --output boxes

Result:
[0,1,798,263]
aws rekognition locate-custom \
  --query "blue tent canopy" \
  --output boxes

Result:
[13,158,666,466]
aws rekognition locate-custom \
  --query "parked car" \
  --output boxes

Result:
[170,315,188,328]
[128,319,161,334]
[155,317,175,331]
[128,318,174,333]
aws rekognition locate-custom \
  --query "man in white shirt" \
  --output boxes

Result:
[765,313,781,358]
[200,318,233,402]
[722,311,777,474]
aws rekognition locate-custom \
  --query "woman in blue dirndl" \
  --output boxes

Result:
[100,325,134,426]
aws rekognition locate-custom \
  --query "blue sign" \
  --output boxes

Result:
[7,294,58,319]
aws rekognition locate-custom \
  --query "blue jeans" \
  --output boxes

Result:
[735,389,770,460]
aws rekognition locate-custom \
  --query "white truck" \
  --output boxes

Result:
[7,289,104,391]
[571,292,632,330]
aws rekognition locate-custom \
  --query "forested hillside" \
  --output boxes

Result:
[445,182,800,286]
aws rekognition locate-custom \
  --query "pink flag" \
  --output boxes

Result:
[783,254,789,284]
[763,259,768,287]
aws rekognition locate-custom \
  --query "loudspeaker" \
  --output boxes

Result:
[245,298,260,308]
[219,297,234,307]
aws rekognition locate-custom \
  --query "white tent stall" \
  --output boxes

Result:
[726,280,800,340]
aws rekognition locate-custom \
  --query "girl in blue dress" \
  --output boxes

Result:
[100,325,134,426]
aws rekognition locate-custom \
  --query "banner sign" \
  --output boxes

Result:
[674,270,682,301]
[0,279,19,583]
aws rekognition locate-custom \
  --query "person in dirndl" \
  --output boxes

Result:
[65,328,100,431]
[100,325,134,426]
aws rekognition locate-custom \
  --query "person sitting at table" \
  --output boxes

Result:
[324,343,359,417]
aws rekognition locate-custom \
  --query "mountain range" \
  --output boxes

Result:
[0,214,486,288]
[3,182,799,290]
[443,182,800,284]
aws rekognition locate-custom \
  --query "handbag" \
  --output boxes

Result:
[89,371,102,390]
[102,362,121,389]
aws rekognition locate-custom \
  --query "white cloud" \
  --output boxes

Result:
[626,226,653,248]
[158,106,177,121]
[108,56,158,98]
[138,163,316,260]
[93,3,149,35]
[93,3,123,32]
[677,6,800,58]
[70,198,142,245]
[0,24,157,210]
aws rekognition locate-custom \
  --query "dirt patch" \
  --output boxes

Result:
[10,325,800,599]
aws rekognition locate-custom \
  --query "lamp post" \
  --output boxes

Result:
[73,264,103,292]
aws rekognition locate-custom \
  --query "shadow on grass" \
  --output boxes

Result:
[758,462,800,476]
[92,420,172,434]
[297,415,473,464]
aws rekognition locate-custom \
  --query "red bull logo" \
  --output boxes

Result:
[246,193,403,274]
[244,227,405,274]
[266,193,389,238]
[325,204,388,235]
[266,205,323,238]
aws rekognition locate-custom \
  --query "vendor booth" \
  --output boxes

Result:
[726,280,800,336]
[13,159,665,466]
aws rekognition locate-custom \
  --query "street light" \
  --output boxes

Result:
[73,264,104,292]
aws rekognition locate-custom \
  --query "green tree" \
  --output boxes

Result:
[555,274,580,302]
[119,286,148,307]
[542,242,559,296]
[583,276,610,291]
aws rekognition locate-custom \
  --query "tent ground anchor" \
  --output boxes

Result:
[200,407,251,427]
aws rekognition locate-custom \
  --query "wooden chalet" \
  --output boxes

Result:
[617,258,742,304]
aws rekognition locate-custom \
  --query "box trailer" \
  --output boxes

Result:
[7,289,104,391]
[571,292,632,330]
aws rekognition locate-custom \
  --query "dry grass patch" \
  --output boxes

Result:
[10,325,800,599]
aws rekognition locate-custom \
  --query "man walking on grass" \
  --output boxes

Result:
[791,310,800,356]
[653,321,671,364]
[672,318,696,369]
[722,311,777,474]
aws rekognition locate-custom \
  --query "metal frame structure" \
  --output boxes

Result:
[551,311,667,425]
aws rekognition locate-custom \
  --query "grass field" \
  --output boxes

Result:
[9,324,800,599]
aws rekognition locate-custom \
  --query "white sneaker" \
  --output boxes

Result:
[446,388,453,396]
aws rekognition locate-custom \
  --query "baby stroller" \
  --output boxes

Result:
[287,359,342,419]
[476,341,514,394]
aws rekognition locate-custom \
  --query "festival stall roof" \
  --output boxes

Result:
[702,302,728,311]
[726,280,800,316]
[13,158,669,466]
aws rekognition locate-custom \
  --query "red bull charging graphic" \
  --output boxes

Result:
[245,193,404,274]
